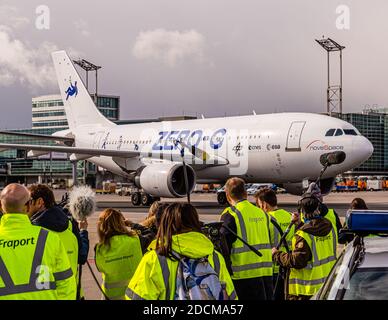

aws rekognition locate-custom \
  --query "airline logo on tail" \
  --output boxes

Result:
[65,79,78,100]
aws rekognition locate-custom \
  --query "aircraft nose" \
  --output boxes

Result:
[354,136,374,164]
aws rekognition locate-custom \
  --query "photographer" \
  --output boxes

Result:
[272,192,337,300]
[219,178,273,300]
[128,202,169,252]
[95,208,143,300]
[126,202,236,300]
[27,184,87,298]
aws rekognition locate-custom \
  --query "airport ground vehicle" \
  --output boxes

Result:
[115,182,134,196]
[96,181,116,194]
[366,179,383,191]
[313,210,388,300]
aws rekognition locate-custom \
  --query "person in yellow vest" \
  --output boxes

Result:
[255,187,294,300]
[303,183,344,244]
[126,202,237,300]
[0,183,76,300]
[219,178,273,300]
[27,184,87,299]
[95,208,144,300]
[272,192,337,300]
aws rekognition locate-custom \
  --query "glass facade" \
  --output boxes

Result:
[337,113,387,173]
[0,93,120,184]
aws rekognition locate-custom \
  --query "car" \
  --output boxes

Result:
[312,210,388,300]
[246,183,277,195]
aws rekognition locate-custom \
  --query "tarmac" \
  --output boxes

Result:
[52,190,388,300]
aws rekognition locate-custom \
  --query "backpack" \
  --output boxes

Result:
[173,252,229,300]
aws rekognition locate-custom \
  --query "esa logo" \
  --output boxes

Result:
[267,144,281,151]
[152,128,226,151]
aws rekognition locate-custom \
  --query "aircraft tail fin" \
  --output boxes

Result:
[51,51,114,130]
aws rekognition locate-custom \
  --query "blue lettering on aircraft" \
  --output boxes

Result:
[152,129,227,151]
[65,80,78,100]
[210,128,227,150]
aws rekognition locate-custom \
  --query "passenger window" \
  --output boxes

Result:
[325,129,335,136]
[344,129,358,136]
[335,129,343,136]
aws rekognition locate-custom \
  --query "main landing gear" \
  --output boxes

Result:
[131,191,160,207]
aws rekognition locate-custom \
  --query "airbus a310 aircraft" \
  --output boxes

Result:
[0,51,373,206]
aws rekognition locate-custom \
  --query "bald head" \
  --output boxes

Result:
[0,183,30,214]
[225,177,247,203]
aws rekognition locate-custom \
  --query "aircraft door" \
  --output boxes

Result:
[286,121,306,152]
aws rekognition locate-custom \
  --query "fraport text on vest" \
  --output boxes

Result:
[0,237,35,249]
[143,304,177,318]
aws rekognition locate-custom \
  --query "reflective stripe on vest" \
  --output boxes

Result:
[288,226,337,296]
[0,229,73,296]
[126,287,145,300]
[157,254,171,300]
[226,202,273,279]
[304,228,337,270]
[325,209,338,240]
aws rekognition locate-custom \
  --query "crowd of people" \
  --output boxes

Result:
[0,179,368,300]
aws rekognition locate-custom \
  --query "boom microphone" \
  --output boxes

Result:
[320,151,346,167]
[68,185,96,221]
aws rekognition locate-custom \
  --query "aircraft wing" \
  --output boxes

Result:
[0,143,138,158]
[0,142,228,166]
[0,130,74,143]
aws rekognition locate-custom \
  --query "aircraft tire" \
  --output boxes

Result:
[131,192,141,206]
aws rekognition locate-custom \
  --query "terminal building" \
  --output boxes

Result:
[336,110,388,176]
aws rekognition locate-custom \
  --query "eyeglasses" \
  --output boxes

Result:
[25,198,36,206]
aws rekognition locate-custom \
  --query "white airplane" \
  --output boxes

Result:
[0,51,373,205]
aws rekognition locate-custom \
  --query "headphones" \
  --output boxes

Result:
[297,192,323,216]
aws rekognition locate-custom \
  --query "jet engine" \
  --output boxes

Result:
[135,163,196,198]
[283,177,336,196]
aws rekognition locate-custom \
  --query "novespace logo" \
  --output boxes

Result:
[306,140,344,152]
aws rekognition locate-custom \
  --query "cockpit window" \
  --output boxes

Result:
[335,129,343,136]
[344,129,358,136]
[325,129,336,137]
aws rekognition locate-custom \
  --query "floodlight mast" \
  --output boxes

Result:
[73,59,102,105]
[315,37,345,115]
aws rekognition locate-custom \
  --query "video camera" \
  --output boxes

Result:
[129,221,157,238]
[201,221,233,274]
[57,192,69,208]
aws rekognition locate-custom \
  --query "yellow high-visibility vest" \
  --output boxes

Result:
[54,220,78,284]
[95,234,143,300]
[288,226,337,296]
[126,232,237,300]
[222,200,273,280]
[0,214,76,300]
[268,209,294,274]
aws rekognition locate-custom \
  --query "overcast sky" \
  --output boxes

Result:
[1,0,388,129]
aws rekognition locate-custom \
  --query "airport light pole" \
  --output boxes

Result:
[73,59,102,105]
[315,37,345,115]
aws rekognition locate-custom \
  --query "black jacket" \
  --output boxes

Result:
[30,206,89,265]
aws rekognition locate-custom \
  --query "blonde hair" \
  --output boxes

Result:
[97,208,135,248]
[141,201,160,228]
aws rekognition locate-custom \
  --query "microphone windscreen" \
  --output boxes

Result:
[68,185,96,221]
